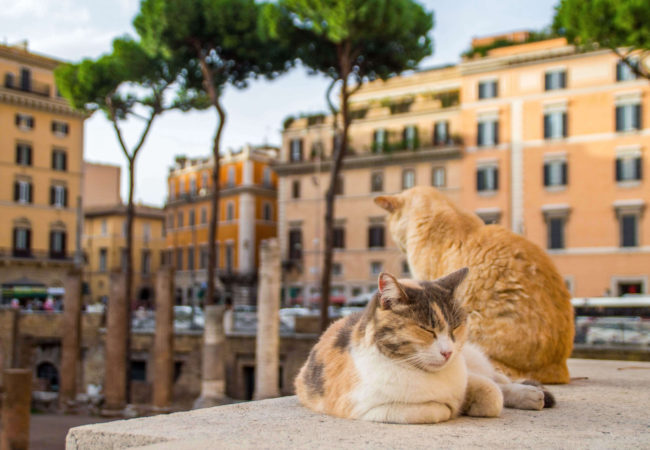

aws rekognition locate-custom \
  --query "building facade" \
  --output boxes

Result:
[0,43,85,303]
[82,162,121,208]
[165,145,278,306]
[83,204,166,306]
[277,34,650,302]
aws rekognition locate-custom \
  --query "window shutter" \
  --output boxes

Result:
[544,114,550,139]
[493,121,499,145]
[494,167,499,190]
[14,182,19,201]
[13,228,18,250]
[636,157,642,180]
[50,186,55,205]
[562,113,568,137]
[544,73,551,90]
[476,170,484,191]
[51,121,56,132]
[28,183,33,203]
[562,161,568,185]
[61,232,66,255]
[433,123,438,145]
[560,71,566,89]
[51,151,56,169]
[615,158,622,181]
[15,114,20,126]
[62,152,67,171]
[49,231,54,252]
[27,146,32,165]
[15,145,20,164]
[478,83,485,99]
[543,164,550,187]
[493,81,498,97]
[63,187,68,207]
[367,228,372,248]
[615,106,623,131]
[616,62,623,81]
[64,124,69,134]
[444,122,450,144]
[477,123,484,146]
[26,229,31,251]
[634,104,642,130]
[28,117,34,128]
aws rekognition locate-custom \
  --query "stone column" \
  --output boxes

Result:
[254,239,281,400]
[1,369,32,450]
[102,272,127,414]
[60,270,82,410]
[193,304,227,408]
[152,268,174,411]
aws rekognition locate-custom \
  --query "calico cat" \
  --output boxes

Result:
[374,186,574,384]
[295,269,553,424]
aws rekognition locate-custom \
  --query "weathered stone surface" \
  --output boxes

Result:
[152,268,174,410]
[1,369,32,450]
[66,359,650,449]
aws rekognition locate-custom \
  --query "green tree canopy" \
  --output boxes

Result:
[553,0,650,78]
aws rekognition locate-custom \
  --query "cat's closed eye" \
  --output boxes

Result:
[418,325,437,337]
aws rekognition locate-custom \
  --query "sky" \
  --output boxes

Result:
[1,0,558,206]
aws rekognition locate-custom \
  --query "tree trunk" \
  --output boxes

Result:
[124,157,135,403]
[320,48,352,332]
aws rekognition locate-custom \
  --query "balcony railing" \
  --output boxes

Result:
[4,73,51,97]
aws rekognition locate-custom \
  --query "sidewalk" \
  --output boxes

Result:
[66,359,650,449]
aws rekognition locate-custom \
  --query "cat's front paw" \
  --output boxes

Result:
[464,374,503,418]
[504,384,545,410]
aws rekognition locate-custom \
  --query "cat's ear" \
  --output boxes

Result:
[374,195,403,213]
[378,272,406,309]
[434,267,469,294]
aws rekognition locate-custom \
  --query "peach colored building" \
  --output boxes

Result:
[82,162,121,208]
[165,145,278,305]
[277,35,650,302]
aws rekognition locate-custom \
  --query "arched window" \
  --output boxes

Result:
[12,217,31,257]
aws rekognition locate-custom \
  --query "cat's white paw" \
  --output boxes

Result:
[505,384,544,410]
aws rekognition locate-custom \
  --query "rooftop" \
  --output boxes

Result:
[66,358,650,449]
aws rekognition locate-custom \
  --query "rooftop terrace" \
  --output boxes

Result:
[66,358,650,449]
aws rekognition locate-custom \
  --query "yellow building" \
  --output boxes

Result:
[277,33,650,301]
[0,43,85,303]
[83,204,165,306]
[165,145,278,305]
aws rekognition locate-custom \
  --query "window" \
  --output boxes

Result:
[226,202,235,221]
[187,247,195,271]
[263,167,272,186]
[20,67,31,91]
[616,103,641,132]
[200,207,207,224]
[476,166,499,192]
[16,143,32,166]
[13,227,31,257]
[189,209,196,227]
[142,250,151,274]
[372,129,387,153]
[49,230,66,259]
[179,178,186,195]
[368,225,385,248]
[169,180,176,200]
[99,248,107,272]
[402,169,415,189]
[332,263,343,276]
[620,214,638,247]
[292,180,301,199]
[311,141,324,159]
[122,221,127,237]
[371,172,383,192]
[14,180,32,204]
[478,80,498,99]
[547,217,565,249]
[51,121,69,136]
[199,245,208,269]
[370,261,383,276]
[225,243,234,272]
[50,185,67,207]
[176,248,183,270]
[263,202,272,221]
[544,70,566,91]
[202,171,209,191]
[432,167,446,188]
[143,223,151,241]
[288,229,302,260]
[403,125,418,150]
[616,154,642,182]
[101,220,108,236]
[544,111,567,139]
[617,280,644,296]
[333,227,345,249]
[433,121,449,145]
[52,149,67,171]
[476,208,501,225]
[177,211,184,228]
[402,260,410,276]
[477,119,498,147]
[334,175,344,196]
[290,139,303,162]
[15,114,34,130]
[544,160,568,187]
[189,177,197,196]
[617,60,639,82]
[227,166,236,186]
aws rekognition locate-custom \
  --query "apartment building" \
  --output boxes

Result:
[83,204,165,306]
[165,145,278,305]
[277,33,650,302]
[0,43,85,303]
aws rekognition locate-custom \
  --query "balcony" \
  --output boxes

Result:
[4,73,51,97]
[0,248,72,265]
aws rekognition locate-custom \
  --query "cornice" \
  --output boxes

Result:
[0,88,86,119]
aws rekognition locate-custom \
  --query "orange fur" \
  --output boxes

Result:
[375,187,574,384]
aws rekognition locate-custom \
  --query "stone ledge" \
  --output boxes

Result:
[66,359,650,449]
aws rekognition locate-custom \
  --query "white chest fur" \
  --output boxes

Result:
[348,344,468,418]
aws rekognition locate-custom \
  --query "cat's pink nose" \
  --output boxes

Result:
[440,351,452,361]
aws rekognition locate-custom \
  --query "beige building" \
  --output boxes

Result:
[0,42,85,303]
[277,33,650,302]
[82,162,121,208]
[165,145,278,305]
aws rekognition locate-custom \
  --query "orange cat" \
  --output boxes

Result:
[295,269,554,423]
[374,187,574,384]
